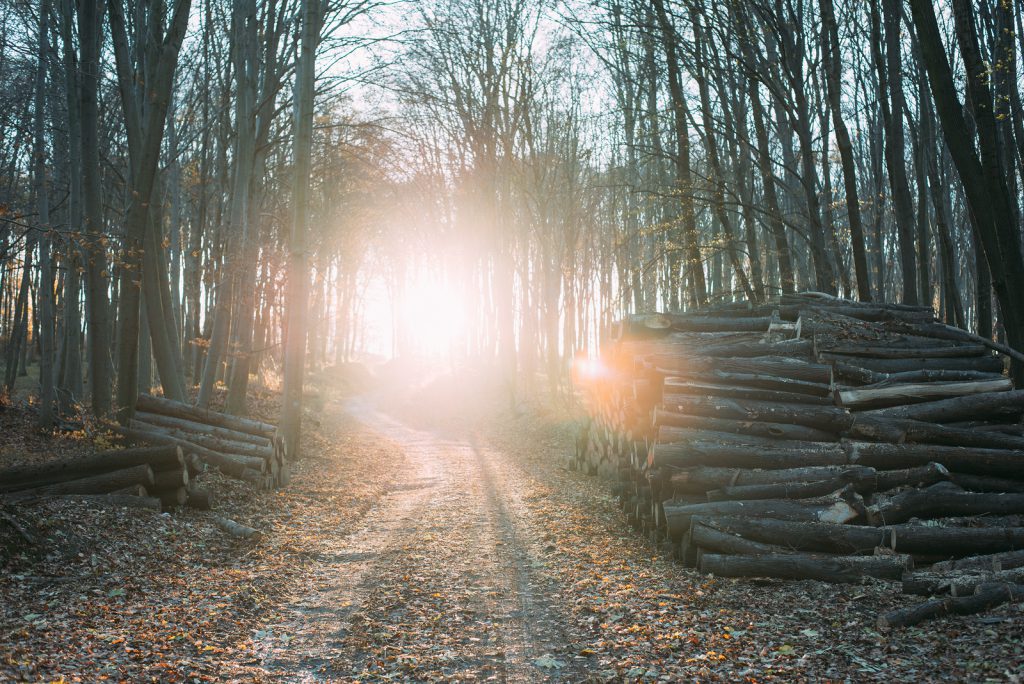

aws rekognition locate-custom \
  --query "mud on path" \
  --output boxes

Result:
[259,398,591,682]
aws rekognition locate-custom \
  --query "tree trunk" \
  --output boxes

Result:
[279,0,320,459]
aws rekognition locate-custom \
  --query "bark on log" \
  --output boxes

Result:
[865,369,1006,385]
[838,379,1013,409]
[156,487,188,508]
[878,582,1024,630]
[702,464,948,500]
[0,446,183,492]
[949,570,1024,596]
[821,344,988,359]
[664,382,833,405]
[948,473,1024,493]
[698,552,912,582]
[651,356,833,384]
[136,394,275,438]
[706,478,858,502]
[868,482,1024,525]
[152,468,188,490]
[116,424,266,479]
[663,488,863,539]
[689,516,1024,556]
[848,415,1024,452]
[863,390,1024,422]
[9,465,154,497]
[689,521,791,555]
[933,549,1024,573]
[651,440,847,470]
[671,465,875,492]
[133,410,272,447]
[657,395,853,432]
[848,442,1024,478]
[822,354,1005,375]
[653,408,839,441]
[684,371,833,396]
[185,487,212,510]
[133,418,275,460]
[212,515,261,540]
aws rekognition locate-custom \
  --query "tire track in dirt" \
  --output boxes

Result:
[259,400,586,682]
[256,403,444,680]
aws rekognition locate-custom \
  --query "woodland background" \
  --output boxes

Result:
[0,0,1022,437]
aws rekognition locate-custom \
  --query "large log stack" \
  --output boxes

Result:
[574,292,1024,627]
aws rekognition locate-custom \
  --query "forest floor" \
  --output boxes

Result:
[2,363,1024,682]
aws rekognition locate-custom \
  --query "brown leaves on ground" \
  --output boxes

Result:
[0,390,402,683]
[2,370,1023,682]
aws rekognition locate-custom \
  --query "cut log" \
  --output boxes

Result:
[698,552,912,582]
[156,487,188,508]
[848,442,1024,478]
[692,370,831,395]
[657,395,853,432]
[0,446,183,492]
[933,549,1024,573]
[652,408,838,441]
[212,515,262,540]
[185,487,212,510]
[819,354,1004,375]
[837,379,1013,410]
[868,482,1024,525]
[878,582,1024,630]
[671,465,875,492]
[136,394,275,438]
[689,516,1024,556]
[706,478,857,502]
[115,424,266,479]
[689,521,791,555]
[132,419,276,460]
[847,415,1024,452]
[865,370,1006,385]
[663,382,833,406]
[820,344,988,359]
[663,488,863,539]
[672,356,835,384]
[133,410,272,447]
[651,440,847,470]
[872,463,951,491]
[863,390,1024,423]
[950,568,1024,596]
[948,473,1024,493]
[152,468,188,490]
[7,465,154,498]
[895,320,1024,364]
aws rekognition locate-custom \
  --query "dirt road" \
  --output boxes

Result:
[260,400,591,682]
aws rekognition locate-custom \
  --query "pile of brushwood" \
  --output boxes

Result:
[573,292,1024,628]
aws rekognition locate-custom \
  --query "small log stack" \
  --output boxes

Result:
[0,444,205,512]
[574,292,1024,627]
[116,394,289,491]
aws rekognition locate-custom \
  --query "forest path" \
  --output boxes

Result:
[258,396,589,682]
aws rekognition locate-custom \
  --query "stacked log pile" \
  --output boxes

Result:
[0,444,202,511]
[116,394,289,491]
[574,292,1024,627]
